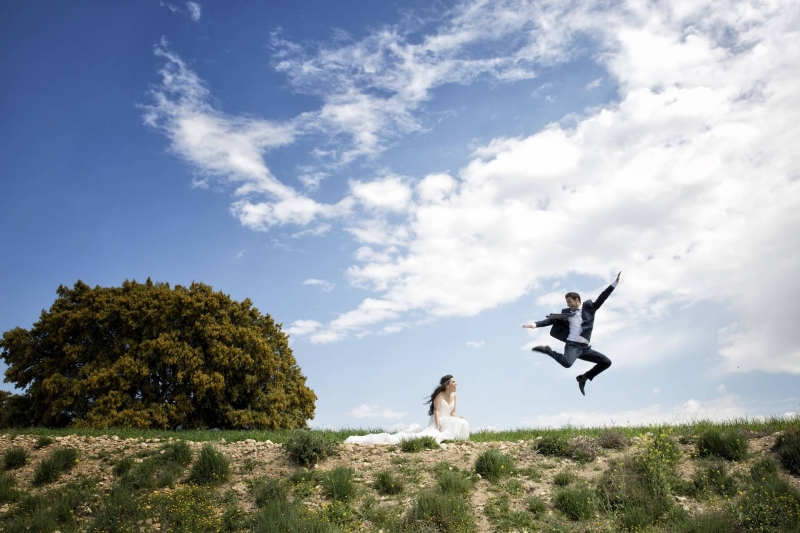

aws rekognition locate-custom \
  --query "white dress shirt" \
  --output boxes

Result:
[565,279,618,344]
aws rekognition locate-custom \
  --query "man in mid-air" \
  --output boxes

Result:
[523,271,621,396]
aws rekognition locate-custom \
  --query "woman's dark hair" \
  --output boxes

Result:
[425,375,453,416]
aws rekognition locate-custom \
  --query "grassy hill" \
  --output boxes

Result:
[1,417,799,532]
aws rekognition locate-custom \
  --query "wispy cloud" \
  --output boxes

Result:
[286,319,323,337]
[186,2,201,22]
[585,77,603,90]
[304,278,334,292]
[348,404,409,420]
[466,340,485,349]
[235,249,247,259]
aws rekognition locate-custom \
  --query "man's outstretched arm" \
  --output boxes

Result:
[593,271,622,310]
[523,317,556,329]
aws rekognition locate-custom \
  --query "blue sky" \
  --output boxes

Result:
[2,0,799,430]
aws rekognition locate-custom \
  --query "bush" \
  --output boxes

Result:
[553,484,597,521]
[774,426,800,475]
[288,468,318,498]
[598,428,630,449]
[161,440,193,466]
[252,477,289,507]
[437,470,472,497]
[188,445,231,486]
[525,496,547,517]
[112,456,135,477]
[90,484,143,532]
[406,489,476,533]
[690,461,737,498]
[399,435,440,453]
[323,466,357,502]
[0,471,20,504]
[33,447,78,486]
[252,499,342,533]
[284,430,337,466]
[373,469,404,495]
[676,511,734,533]
[598,456,674,530]
[553,470,576,487]
[732,467,800,533]
[34,436,54,449]
[3,446,28,470]
[696,428,748,461]
[474,449,515,482]
[143,485,222,533]
[535,434,571,457]
[750,457,779,482]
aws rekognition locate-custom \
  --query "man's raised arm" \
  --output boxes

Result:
[594,271,621,309]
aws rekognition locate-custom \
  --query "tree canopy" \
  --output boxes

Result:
[0,279,316,429]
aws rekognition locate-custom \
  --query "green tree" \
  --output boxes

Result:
[0,279,316,429]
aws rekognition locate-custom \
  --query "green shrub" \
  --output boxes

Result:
[252,477,289,507]
[732,471,800,533]
[3,446,28,470]
[474,449,515,482]
[484,493,535,531]
[553,470,576,487]
[252,499,342,533]
[525,496,547,517]
[406,489,476,533]
[1,471,20,504]
[690,461,737,498]
[553,484,597,521]
[188,445,231,486]
[160,440,193,466]
[774,426,800,475]
[323,466,357,502]
[437,470,472,497]
[750,457,779,482]
[373,469,404,495]
[535,434,571,457]
[399,435,440,453]
[112,455,135,477]
[33,447,78,486]
[696,428,748,461]
[598,428,630,449]
[144,485,221,533]
[288,468,318,498]
[284,430,338,466]
[4,476,96,533]
[89,484,143,533]
[34,436,54,449]
[323,500,357,528]
[676,511,734,533]
[598,456,674,530]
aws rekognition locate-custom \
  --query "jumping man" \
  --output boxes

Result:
[522,271,621,396]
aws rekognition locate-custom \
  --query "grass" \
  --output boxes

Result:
[284,429,338,466]
[144,485,222,533]
[188,444,231,486]
[553,483,597,521]
[399,435,439,452]
[731,458,800,532]
[32,446,78,485]
[406,489,476,532]
[3,476,97,533]
[474,449,515,481]
[288,467,318,498]
[252,499,342,533]
[0,471,19,504]
[526,496,547,517]
[683,460,738,498]
[437,469,472,497]
[485,493,536,532]
[373,469,404,495]
[774,426,800,475]
[2,446,28,470]
[598,427,631,449]
[553,470,577,486]
[695,427,748,461]
[33,435,54,449]
[322,466,357,502]
[252,476,290,507]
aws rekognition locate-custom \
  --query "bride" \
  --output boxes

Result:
[344,375,470,445]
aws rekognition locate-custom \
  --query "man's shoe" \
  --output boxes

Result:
[576,375,587,396]
[532,345,554,356]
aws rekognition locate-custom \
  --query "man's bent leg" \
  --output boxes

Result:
[545,343,582,368]
[578,348,611,380]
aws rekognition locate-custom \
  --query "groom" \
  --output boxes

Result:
[523,272,621,396]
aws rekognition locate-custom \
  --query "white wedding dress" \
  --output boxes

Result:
[344,396,469,445]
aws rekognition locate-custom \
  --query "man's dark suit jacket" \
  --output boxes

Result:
[534,284,615,343]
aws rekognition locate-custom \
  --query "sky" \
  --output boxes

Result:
[1,0,799,431]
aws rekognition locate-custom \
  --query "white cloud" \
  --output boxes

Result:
[585,77,603,90]
[235,249,247,259]
[289,224,332,239]
[186,2,201,22]
[286,320,322,336]
[466,340,485,349]
[522,394,750,428]
[304,278,334,292]
[716,384,727,395]
[350,176,413,212]
[348,404,409,420]
[301,0,800,377]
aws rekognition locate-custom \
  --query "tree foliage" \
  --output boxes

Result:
[0,279,316,429]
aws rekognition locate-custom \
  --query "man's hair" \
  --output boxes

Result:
[565,292,581,302]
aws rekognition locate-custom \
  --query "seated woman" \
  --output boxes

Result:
[344,375,469,445]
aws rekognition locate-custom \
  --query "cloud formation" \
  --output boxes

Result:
[348,404,409,420]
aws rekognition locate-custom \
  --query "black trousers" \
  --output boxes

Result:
[546,341,612,380]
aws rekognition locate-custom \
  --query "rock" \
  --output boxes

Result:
[440,443,448,450]
[245,439,256,444]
